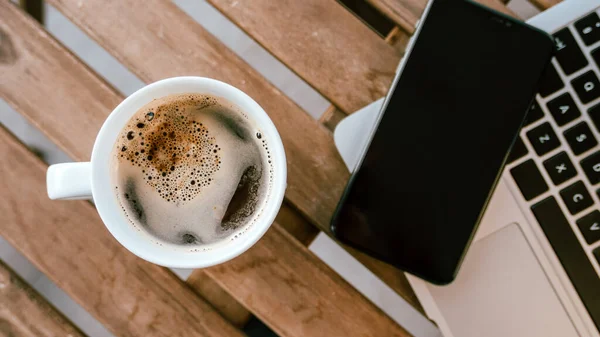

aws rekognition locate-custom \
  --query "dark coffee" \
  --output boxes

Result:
[111,93,273,247]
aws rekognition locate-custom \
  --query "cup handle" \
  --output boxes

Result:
[46,162,93,200]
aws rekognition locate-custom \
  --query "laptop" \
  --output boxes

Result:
[334,0,600,336]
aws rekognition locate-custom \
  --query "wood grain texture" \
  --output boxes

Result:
[0,127,243,337]
[0,2,412,333]
[208,0,400,115]
[203,225,411,337]
[317,24,410,130]
[45,0,348,234]
[0,3,116,161]
[0,260,87,337]
[529,0,562,10]
[366,0,517,34]
[187,271,252,328]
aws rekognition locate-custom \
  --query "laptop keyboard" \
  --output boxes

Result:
[508,9,600,331]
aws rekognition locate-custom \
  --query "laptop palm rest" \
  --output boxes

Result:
[426,223,577,337]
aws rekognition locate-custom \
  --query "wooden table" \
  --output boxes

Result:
[0,0,558,336]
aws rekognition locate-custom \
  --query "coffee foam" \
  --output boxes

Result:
[111,93,274,248]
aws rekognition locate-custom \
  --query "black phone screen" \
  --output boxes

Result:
[331,0,554,284]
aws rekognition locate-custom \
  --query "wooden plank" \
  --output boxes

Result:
[44,0,349,235]
[187,271,253,328]
[529,0,562,10]
[366,0,517,34]
[208,0,400,115]
[0,4,115,161]
[0,260,87,337]
[0,126,244,337]
[201,225,411,337]
[0,2,410,335]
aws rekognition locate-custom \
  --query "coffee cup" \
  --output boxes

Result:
[46,77,287,268]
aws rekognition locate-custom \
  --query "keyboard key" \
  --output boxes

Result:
[581,151,600,184]
[543,152,577,185]
[575,12,600,46]
[576,210,600,244]
[553,28,589,75]
[572,71,600,104]
[593,48,600,69]
[538,64,564,98]
[526,122,560,156]
[547,93,581,126]
[507,136,528,163]
[564,122,598,155]
[531,197,600,332]
[523,100,544,126]
[590,103,600,133]
[593,47,600,69]
[560,181,593,214]
[510,159,548,201]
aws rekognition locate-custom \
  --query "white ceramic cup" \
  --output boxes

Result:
[46,77,287,268]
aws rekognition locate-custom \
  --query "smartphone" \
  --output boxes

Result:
[331,0,554,285]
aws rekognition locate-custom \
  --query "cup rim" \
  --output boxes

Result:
[91,77,286,268]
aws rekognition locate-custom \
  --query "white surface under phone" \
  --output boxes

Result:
[334,1,600,336]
